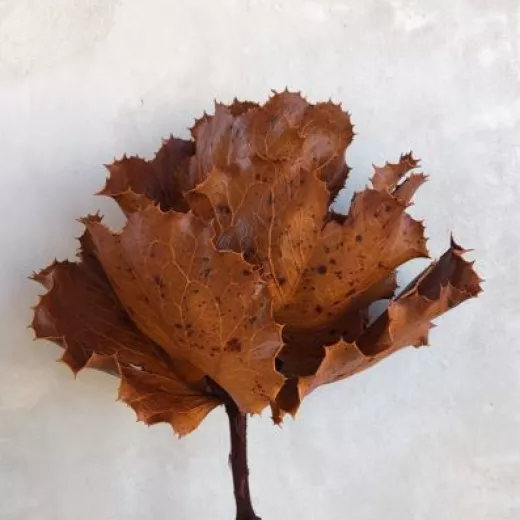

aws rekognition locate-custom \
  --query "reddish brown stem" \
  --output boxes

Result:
[225,400,261,520]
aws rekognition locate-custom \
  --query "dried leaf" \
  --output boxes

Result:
[99,137,195,214]
[84,206,284,414]
[31,91,481,439]
[371,152,419,192]
[189,91,352,198]
[31,217,218,436]
[273,239,482,421]
[187,98,426,331]
[185,92,353,266]
[273,186,428,328]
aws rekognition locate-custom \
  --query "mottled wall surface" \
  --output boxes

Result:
[0,1,518,519]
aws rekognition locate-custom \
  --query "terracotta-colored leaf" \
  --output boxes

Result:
[31,90,481,455]
[99,137,196,214]
[278,272,397,379]
[359,237,482,354]
[274,184,428,328]
[31,218,219,436]
[118,364,219,436]
[189,91,352,194]
[272,155,427,328]
[84,206,284,414]
[371,152,419,192]
[371,153,429,205]
[273,240,482,422]
[185,92,353,262]
[186,99,426,332]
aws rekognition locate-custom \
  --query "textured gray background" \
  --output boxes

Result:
[0,1,518,519]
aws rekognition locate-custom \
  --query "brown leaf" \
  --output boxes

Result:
[118,365,218,436]
[189,91,352,190]
[84,206,284,414]
[273,239,482,422]
[98,137,196,214]
[187,103,426,331]
[371,153,429,205]
[185,91,353,255]
[31,218,219,436]
[31,92,482,440]
[359,237,482,355]
[371,152,419,192]
[278,309,366,380]
[274,186,428,328]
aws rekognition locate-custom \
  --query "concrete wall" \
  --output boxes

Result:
[0,1,518,519]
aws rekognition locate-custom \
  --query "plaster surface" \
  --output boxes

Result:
[0,1,519,519]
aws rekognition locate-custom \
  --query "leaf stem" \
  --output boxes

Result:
[224,400,261,520]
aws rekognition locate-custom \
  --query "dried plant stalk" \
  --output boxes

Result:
[31,91,481,520]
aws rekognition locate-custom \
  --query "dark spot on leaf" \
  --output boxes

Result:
[317,265,327,274]
[329,258,337,265]
[355,234,363,243]
[217,205,231,216]
[315,305,323,314]
[226,337,242,353]
[277,276,287,286]
[153,275,165,288]
[244,247,256,261]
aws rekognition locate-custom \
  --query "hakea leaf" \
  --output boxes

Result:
[31,91,481,437]
[31,215,219,436]
[273,238,482,422]
[83,207,284,414]
[99,137,196,214]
